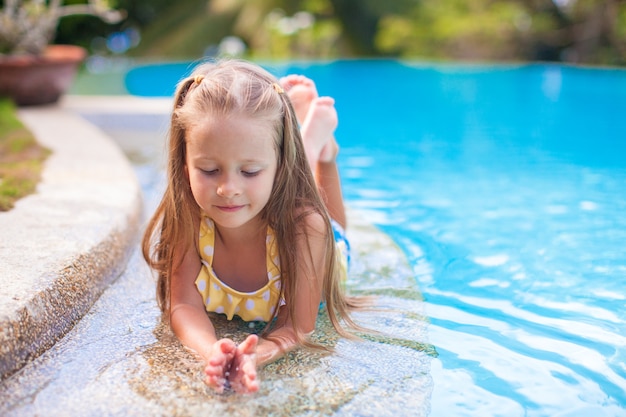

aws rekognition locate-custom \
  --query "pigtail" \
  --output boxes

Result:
[175,78,195,108]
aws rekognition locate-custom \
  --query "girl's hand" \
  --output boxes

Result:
[228,334,260,394]
[203,338,237,393]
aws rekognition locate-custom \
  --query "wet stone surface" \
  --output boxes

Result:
[0,216,433,416]
[0,118,433,416]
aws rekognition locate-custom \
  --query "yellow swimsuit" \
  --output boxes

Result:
[195,217,283,322]
[194,216,349,322]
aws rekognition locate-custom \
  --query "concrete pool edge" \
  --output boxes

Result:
[0,103,143,380]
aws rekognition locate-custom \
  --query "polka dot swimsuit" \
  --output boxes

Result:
[194,217,283,322]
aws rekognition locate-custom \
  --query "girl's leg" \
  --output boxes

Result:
[300,97,346,229]
[282,75,346,229]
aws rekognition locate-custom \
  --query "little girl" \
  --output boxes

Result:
[142,60,363,394]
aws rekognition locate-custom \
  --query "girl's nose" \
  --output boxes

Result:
[216,175,241,198]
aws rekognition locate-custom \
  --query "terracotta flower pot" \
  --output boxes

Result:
[0,45,87,106]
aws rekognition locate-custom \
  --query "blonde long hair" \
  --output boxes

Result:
[142,59,361,344]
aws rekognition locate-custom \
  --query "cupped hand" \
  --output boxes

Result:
[228,334,260,394]
[203,338,237,393]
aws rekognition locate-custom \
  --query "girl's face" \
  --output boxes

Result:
[185,114,278,231]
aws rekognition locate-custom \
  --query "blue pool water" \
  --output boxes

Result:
[126,60,626,416]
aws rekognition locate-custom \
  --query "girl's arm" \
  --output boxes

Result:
[169,242,217,359]
[256,211,328,365]
[170,242,245,392]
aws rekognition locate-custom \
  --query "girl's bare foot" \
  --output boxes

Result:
[204,338,236,393]
[301,96,339,169]
[228,334,259,394]
[279,74,318,124]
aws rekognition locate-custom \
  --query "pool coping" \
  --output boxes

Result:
[0,96,168,380]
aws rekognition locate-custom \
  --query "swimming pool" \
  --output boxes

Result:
[127,59,626,416]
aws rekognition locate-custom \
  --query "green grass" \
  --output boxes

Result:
[0,98,51,211]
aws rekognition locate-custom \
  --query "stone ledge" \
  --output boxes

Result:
[0,106,143,380]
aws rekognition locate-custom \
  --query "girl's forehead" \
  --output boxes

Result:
[185,115,278,156]
[190,112,275,133]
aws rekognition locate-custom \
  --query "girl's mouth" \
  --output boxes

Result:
[216,205,245,212]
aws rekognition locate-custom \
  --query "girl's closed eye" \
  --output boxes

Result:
[198,167,261,177]
[242,169,261,177]
[200,168,219,176]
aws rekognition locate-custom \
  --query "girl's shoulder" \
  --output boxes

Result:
[294,206,328,236]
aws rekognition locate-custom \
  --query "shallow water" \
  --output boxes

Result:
[0,111,432,416]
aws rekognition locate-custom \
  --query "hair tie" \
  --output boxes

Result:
[272,83,284,94]
[194,75,205,85]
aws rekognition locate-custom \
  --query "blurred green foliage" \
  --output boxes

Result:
[50,0,626,65]
[377,0,626,64]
